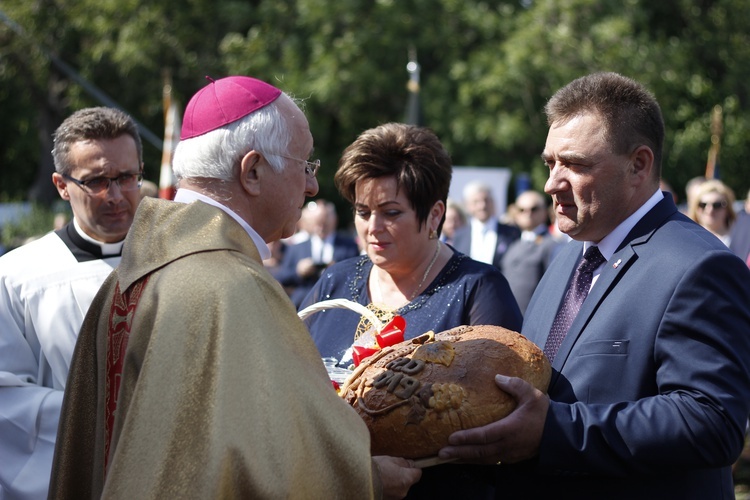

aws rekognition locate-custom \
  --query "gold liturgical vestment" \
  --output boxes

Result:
[50,198,379,499]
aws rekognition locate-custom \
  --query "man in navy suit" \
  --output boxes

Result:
[438,72,750,498]
[451,181,520,268]
[274,199,359,307]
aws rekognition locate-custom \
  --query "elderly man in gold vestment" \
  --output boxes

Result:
[49,76,421,499]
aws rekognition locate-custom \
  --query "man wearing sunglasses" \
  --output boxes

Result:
[0,107,142,499]
[501,190,563,314]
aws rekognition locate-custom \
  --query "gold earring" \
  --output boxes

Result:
[429,229,438,240]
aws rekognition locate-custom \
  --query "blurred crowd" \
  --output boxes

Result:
[264,176,750,314]
[4,174,748,312]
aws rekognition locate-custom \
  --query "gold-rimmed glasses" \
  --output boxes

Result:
[263,153,320,178]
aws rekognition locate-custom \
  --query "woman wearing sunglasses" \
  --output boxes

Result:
[687,179,737,247]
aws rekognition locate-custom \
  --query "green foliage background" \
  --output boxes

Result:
[0,204,62,250]
[1,0,748,220]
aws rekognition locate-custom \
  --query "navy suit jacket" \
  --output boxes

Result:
[451,220,520,268]
[274,233,359,308]
[496,194,750,499]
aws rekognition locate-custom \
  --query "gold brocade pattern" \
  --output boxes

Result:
[50,199,377,499]
[355,303,396,342]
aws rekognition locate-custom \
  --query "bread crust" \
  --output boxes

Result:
[340,325,551,458]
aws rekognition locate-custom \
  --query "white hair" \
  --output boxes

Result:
[462,180,493,201]
[172,94,298,181]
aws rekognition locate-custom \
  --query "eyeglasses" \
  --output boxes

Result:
[264,152,320,178]
[698,200,727,210]
[63,171,143,195]
[517,205,543,213]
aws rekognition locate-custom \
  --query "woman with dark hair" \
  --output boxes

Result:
[301,122,522,367]
[301,123,522,498]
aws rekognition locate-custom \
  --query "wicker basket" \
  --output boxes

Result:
[298,298,383,331]
[299,298,386,375]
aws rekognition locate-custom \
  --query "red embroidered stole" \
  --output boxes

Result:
[104,277,149,473]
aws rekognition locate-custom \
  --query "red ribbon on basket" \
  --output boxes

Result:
[351,315,406,366]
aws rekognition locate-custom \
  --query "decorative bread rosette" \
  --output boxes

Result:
[337,324,552,459]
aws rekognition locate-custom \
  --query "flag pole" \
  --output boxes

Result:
[705,105,722,179]
[159,72,179,199]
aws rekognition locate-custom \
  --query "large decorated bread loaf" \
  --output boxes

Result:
[339,325,551,459]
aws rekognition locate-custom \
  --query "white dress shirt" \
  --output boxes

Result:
[470,217,499,264]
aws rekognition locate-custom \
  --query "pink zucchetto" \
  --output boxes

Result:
[180,76,283,140]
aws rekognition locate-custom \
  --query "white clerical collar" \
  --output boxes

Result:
[584,189,664,262]
[174,188,271,260]
[72,217,124,256]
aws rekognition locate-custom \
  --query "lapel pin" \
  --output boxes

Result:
[612,259,622,269]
